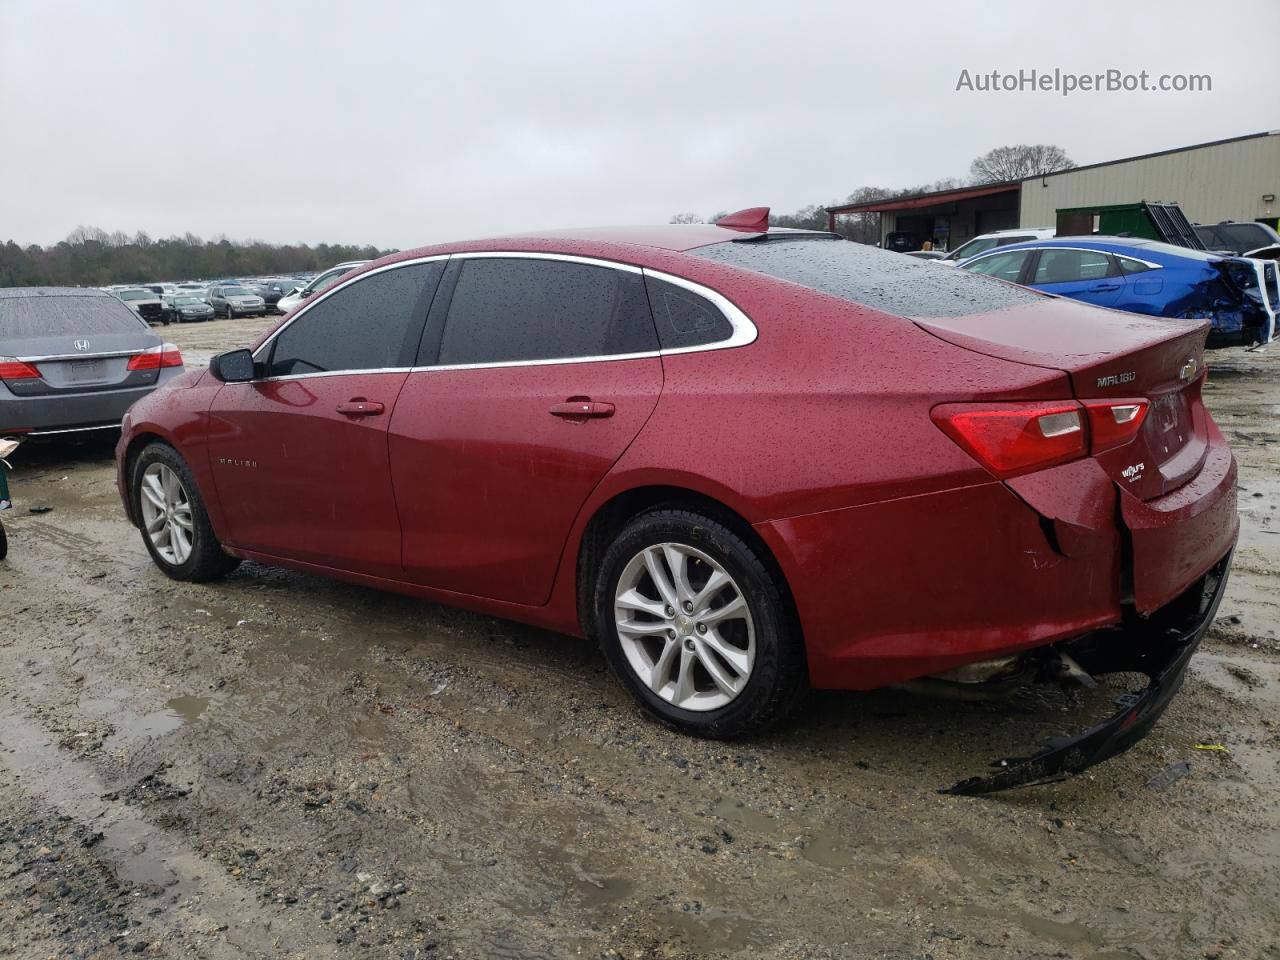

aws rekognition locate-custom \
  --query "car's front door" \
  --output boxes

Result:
[389,254,664,605]
[206,259,444,576]
[1029,248,1125,307]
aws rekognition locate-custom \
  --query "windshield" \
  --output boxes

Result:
[173,297,204,306]
[693,238,1044,317]
[1,294,148,337]
[117,289,152,300]
[222,287,252,297]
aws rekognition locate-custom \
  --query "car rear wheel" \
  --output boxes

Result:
[132,443,239,582]
[595,508,806,738]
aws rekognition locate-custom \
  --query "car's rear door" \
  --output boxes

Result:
[388,253,663,605]
[1028,248,1125,307]
[206,260,444,577]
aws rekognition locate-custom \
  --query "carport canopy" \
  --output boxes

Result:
[826,182,1019,230]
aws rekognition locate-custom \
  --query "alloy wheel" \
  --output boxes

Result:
[613,542,755,711]
[139,462,194,565]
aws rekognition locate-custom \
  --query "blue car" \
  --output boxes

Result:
[958,236,1278,347]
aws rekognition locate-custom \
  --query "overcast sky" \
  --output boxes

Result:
[2,0,1276,250]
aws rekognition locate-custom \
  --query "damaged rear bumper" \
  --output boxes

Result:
[946,550,1232,796]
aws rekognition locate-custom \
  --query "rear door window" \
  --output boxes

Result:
[266,262,441,377]
[1033,249,1114,284]
[432,257,657,365]
[964,250,1031,283]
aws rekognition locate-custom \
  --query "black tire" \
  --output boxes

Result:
[131,442,239,582]
[594,508,807,738]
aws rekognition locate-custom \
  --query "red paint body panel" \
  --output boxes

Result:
[1120,416,1238,613]
[388,358,662,604]
[754,482,1122,690]
[115,225,1240,695]
[205,374,409,578]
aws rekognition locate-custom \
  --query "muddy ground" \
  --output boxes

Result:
[1,317,1278,960]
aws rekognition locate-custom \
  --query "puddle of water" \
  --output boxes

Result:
[712,796,776,834]
[166,695,209,724]
[90,694,212,754]
[800,823,860,869]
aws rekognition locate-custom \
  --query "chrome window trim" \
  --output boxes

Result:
[252,366,415,384]
[450,249,643,274]
[643,267,757,354]
[246,250,758,383]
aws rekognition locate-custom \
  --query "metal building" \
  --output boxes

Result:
[829,130,1280,251]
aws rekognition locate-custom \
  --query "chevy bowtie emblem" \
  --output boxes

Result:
[1178,358,1199,382]
[74,339,91,352]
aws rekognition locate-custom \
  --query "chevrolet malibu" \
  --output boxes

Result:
[115,210,1238,792]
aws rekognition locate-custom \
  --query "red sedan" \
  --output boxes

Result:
[115,210,1238,792]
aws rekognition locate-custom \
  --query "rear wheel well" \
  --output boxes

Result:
[575,486,802,649]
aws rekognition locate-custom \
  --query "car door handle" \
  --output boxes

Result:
[550,400,615,419]
[336,399,385,417]
[1089,283,1121,291]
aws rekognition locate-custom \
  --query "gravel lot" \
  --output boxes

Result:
[1,316,1278,960]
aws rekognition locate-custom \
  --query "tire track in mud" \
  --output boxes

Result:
[0,700,345,959]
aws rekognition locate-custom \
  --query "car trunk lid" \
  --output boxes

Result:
[914,298,1210,501]
[1,331,162,396]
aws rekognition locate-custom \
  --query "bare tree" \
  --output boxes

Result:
[969,144,1074,184]
[668,212,704,224]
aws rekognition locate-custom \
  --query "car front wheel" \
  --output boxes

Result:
[595,508,806,738]
[132,443,239,582]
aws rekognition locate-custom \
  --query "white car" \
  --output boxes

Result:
[937,227,1057,266]
[276,260,370,313]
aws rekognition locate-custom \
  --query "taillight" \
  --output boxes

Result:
[1083,399,1149,453]
[127,344,184,371]
[934,398,1153,477]
[931,401,1086,478]
[0,358,41,381]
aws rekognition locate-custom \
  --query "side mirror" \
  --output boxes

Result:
[210,348,258,383]
[300,288,313,298]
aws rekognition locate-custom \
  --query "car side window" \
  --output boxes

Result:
[1117,256,1152,275]
[643,276,732,349]
[964,250,1030,283]
[995,235,1031,247]
[434,258,657,365]
[310,268,351,296]
[947,237,996,261]
[267,262,442,377]
[1033,249,1112,284]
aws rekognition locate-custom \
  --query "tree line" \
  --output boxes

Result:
[671,143,1074,240]
[0,226,397,288]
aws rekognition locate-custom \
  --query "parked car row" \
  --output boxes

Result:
[99,270,362,325]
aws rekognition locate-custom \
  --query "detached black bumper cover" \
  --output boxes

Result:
[947,552,1232,796]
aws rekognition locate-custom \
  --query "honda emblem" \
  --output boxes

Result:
[74,339,91,352]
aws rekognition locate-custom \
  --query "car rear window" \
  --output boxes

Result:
[0,295,148,337]
[692,238,1043,317]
